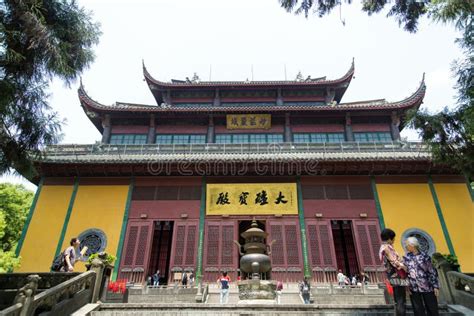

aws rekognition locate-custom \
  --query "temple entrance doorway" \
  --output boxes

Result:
[331,220,360,279]
[238,219,269,280]
[147,221,174,285]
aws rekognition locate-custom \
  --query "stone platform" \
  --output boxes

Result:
[87,303,464,316]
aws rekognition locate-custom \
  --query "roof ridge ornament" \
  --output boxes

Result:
[159,102,172,109]
[191,72,201,83]
[295,71,304,82]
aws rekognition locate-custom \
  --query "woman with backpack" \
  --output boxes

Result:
[61,238,81,272]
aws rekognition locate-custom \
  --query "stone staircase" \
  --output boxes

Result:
[89,303,464,315]
[81,283,467,315]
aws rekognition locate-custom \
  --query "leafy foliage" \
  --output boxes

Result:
[441,253,459,266]
[279,0,474,178]
[0,183,33,251]
[87,252,117,266]
[0,0,101,178]
[0,183,34,272]
[0,249,21,273]
[279,0,429,32]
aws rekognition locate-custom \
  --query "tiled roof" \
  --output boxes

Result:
[143,60,354,88]
[37,142,432,164]
[78,73,425,114]
[37,151,432,164]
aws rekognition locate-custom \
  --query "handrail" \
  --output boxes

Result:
[38,141,431,159]
[28,271,96,314]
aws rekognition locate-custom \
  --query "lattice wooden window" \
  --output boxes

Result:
[325,185,349,199]
[179,186,201,200]
[206,225,220,265]
[174,225,186,266]
[185,225,197,265]
[155,187,179,200]
[307,225,321,266]
[285,225,300,265]
[131,187,156,200]
[348,184,373,199]
[356,224,373,266]
[221,225,234,265]
[319,224,334,266]
[302,185,325,200]
[368,224,381,264]
[270,225,284,265]
[135,226,150,266]
[123,226,138,266]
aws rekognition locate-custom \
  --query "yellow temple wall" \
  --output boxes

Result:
[59,185,129,272]
[376,183,450,255]
[434,183,474,272]
[16,185,74,272]
[16,184,129,273]
[376,182,474,273]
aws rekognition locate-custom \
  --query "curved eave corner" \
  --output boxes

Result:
[334,58,355,103]
[398,73,426,129]
[77,80,105,133]
[143,60,164,105]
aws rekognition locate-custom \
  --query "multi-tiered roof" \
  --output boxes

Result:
[78,60,426,133]
[29,61,448,182]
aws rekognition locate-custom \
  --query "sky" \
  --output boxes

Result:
[1,0,462,191]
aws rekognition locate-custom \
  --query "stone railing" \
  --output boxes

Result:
[0,272,95,316]
[446,271,474,310]
[0,257,112,316]
[432,253,474,310]
[27,271,95,315]
[38,141,431,162]
[0,272,81,312]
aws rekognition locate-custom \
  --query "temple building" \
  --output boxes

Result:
[15,61,473,284]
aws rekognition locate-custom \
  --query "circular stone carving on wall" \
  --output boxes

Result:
[77,228,107,260]
[401,228,436,256]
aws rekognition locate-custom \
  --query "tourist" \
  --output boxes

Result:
[61,237,81,272]
[299,278,310,304]
[360,271,370,285]
[217,272,231,304]
[404,237,440,316]
[337,269,346,287]
[152,270,160,287]
[276,280,283,304]
[189,271,195,288]
[379,228,408,316]
[181,272,188,288]
[351,274,358,286]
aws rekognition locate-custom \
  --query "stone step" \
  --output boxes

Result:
[128,287,198,304]
[206,292,304,305]
[312,294,386,305]
[90,303,463,316]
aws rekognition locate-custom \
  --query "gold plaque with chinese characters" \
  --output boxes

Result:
[226,114,271,129]
[206,183,297,215]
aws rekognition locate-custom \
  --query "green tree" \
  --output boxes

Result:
[280,0,473,179]
[0,183,34,272]
[0,0,101,178]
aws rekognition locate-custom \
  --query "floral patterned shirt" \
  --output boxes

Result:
[403,251,439,293]
[379,243,408,286]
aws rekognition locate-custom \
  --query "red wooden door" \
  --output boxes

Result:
[352,220,384,282]
[268,219,303,282]
[203,220,238,282]
[118,220,154,283]
[305,219,338,282]
[168,220,199,281]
